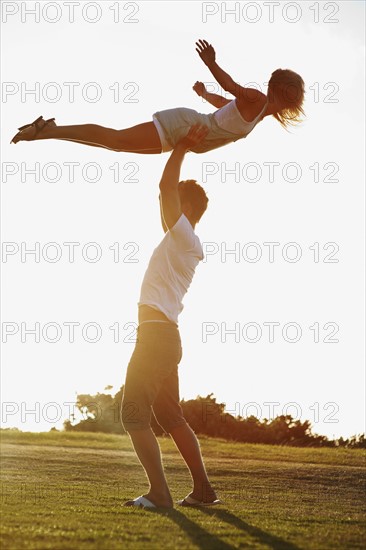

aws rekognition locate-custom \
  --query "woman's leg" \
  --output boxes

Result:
[16,120,162,154]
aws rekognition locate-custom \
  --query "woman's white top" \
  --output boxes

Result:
[214,98,269,136]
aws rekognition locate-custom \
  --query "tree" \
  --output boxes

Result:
[63,387,363,448]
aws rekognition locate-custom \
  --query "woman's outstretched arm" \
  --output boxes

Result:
[192,81,231,108]
[196,39,256,102]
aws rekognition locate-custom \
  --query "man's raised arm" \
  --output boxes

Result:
[159,125,209,230]
[159,194,168,233]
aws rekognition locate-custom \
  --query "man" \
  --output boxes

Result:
[121,124,221,509]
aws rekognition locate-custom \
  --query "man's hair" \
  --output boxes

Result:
[268,69,305,130]
[178,179,208,222]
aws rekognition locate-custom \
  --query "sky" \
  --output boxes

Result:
[1,0,365,439]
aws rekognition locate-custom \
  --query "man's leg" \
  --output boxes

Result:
[121,322,182,507]
[152,350,218,504]
[126,427,173,508]
[169,423,218,502]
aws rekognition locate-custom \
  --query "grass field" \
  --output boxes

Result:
[1,430,365,549]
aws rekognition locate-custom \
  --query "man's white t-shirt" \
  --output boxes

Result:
[138,214,204,324]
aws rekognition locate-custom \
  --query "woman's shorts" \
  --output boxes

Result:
[152,107,243,154]
[121,321,187,433]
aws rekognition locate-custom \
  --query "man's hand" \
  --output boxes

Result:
[196,39,216,66]
[177,124,209,151]
[193,81,206,97]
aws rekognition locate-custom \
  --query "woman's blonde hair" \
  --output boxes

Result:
[268,69,305,130]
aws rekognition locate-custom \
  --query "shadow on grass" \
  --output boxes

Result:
[198,508,302,550]
[147,508,235,550]
[147,506,302,550]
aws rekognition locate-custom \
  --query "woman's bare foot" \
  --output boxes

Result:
[11,118,56,144]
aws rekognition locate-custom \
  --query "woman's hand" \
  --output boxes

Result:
[193,81,206,97]
[195,39,216,66]
[177,124,209,150]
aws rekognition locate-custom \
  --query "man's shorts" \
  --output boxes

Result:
[121,321,187,433]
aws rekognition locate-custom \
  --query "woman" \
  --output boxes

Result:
[11,40,305,154]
